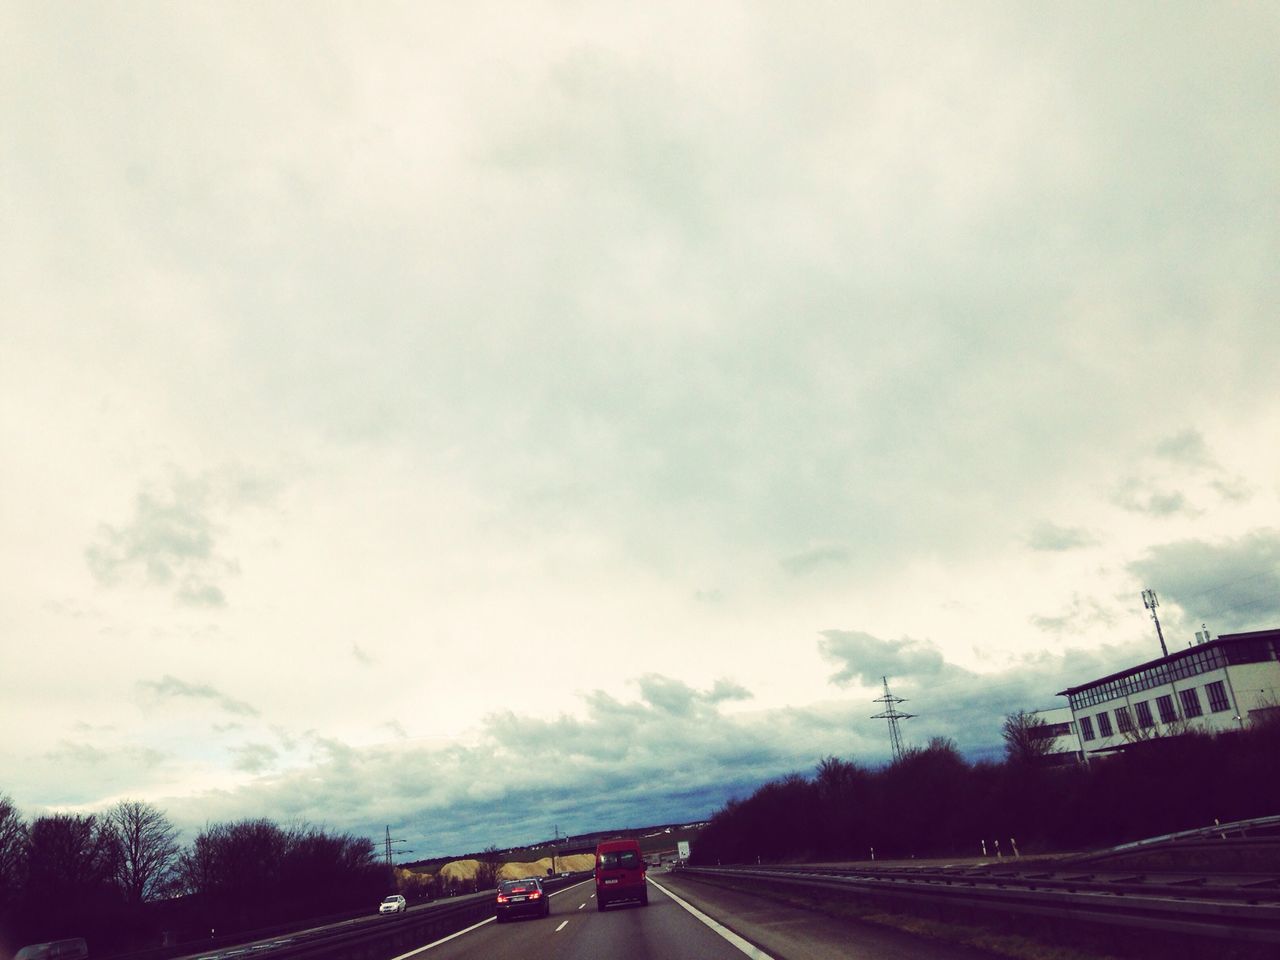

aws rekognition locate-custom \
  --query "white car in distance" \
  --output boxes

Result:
[379,894,407,915]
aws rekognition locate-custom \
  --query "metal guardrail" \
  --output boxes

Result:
[678,864,1280,945]
[1077,813,1280,860]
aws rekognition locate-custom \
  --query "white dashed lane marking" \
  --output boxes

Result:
[555,921,568,932]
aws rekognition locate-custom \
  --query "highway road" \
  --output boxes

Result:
[389,871,1002,960]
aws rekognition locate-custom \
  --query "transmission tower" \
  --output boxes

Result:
[1141,588,1169,657]
[383,825,411,868]
[871,675,915,763]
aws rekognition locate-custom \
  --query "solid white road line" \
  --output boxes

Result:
[391,879,592,956]
[647,878,778,960]
[389,917,494,959]
[555,921,568,932]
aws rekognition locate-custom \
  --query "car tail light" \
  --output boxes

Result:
[529,890,541,899]
[496,895,508,903]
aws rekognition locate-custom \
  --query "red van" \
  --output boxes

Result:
[594,838,648,910]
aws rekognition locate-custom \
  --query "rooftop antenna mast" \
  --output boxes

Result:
[871,675,915,763]
[1141,589,1169,657]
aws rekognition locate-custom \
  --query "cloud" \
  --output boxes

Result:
[1030,593,1120,635]
[1211,477,1253,503]
[154,641,1156,853]
[138,675,259,717]
[1154,429,1215,469]
[635,674,749,717]
[164,675,859,851]
[780,547,851,576]
[5,1,1279,859]
[1111,478,1197,517]
[86,475,236,606]
[818,631,954,688]
[1127,530,1280,634]
[231,743,278,774]
[1026,521,1096,552]
[352,643,374,666]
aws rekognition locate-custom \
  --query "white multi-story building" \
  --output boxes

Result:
[1057,628,1280,760]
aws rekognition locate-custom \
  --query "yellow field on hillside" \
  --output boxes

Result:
[425,853,597,884]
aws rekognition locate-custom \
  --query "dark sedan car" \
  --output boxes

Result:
[495,877,550,921]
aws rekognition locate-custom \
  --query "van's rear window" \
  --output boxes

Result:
[599,851,640,868]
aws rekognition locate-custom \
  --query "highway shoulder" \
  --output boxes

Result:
[654,872,1002,960]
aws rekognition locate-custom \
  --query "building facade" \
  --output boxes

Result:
[1028,705,1085,764]
[1057,628,1280,760]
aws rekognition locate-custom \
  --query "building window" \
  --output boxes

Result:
[1156,694,1177,723]
[1205,681,1230,713]
[1180,688,1203,718]
[1079,716,1095,741]
[1097,711,1114,737]
[1115,706,1133,733]
[1135,700,1154,727]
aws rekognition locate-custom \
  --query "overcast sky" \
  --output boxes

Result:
[3,2,1278,858]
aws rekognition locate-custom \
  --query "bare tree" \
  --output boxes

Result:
[1001,710,1053,765]
[24,812,119,931]
[0,794,27,913]
[105,799,180,904]
[475,845,501,890]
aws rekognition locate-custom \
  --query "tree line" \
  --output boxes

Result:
[0,799,388,956]
[691,716,1280,866]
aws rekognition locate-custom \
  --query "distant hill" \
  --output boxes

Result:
[404,820,708,873]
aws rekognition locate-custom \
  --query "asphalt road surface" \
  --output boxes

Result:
[390,872,1002,960]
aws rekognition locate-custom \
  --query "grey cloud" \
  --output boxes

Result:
[1026,522,1096,552]
[176,581,227,607]
[138,675,259,717]
[780,547,851,576]
[819,630,955,688]
[1127,530,1280,634]
[636,675,698,716]
[231,743,279,774]
[156,646,1150,854]
[305,734,357,768]
[1030,593,1120,636]
[44,741,107,765]
[16,743,170,809]
[167,674,857,851]
[634,675,748,717]
[8,2,1276,593]
[707,679,752,704]
[1111,478,1197,518]
[86,475,235,606]
[1211,477,1252,503]
[1154,429,1215,468]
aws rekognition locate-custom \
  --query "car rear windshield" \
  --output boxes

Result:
[500,881,537,893]
[382,895,401,902]
[599,850,640,869]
